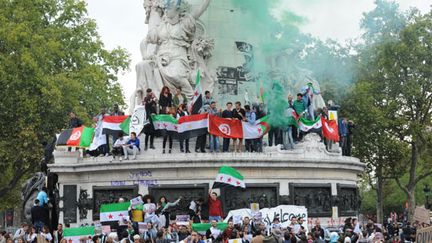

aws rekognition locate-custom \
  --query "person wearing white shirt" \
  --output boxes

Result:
[13,223,28,243]
[206,220,221,241]
[27,227,37,243]
[111,133,129,161]
[41,226,53,242]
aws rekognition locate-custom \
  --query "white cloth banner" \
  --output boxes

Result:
[130,105,147,135]
[89,118,106,151]
[224,205,308,228]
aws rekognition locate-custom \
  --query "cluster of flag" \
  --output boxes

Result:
[150,113,269,140]
[298,116,340,142]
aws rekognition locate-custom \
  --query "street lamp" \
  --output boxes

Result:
[423,184,430,209]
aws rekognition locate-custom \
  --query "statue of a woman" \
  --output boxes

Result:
[148,0,211,97]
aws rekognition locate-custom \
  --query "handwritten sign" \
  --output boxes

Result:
[130,196,144,209]
[176,215,190,226]
[224,205,307,228]
[138,222,148,233]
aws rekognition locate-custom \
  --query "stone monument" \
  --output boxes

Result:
[49,0,365,229]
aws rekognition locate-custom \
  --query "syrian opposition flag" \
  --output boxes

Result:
[102,115,129,135]
[208,115,270,139]
[190,70,203,114]
[152,114,178,137]
[321,116,340,142]
[57,126,95,147]
[213,166,246,189]
[100,202,130,223]
[298,116,322,132]
[178,113,208,139]
[63,226,94,243]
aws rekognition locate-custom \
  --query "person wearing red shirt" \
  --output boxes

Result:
[208,190,224,222]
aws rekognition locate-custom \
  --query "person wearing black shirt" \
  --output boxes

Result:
[68,112,83,129]
[221,102,234,152]
[143,89,158,150]
[177,104,191,153]
[232,102,245,152]
[158,86,173,114]
[31,199,46,233]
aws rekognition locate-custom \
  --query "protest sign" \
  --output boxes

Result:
[224,205,307,229]
[176,215,190,226]
[250,203,259,213]
[130,196,144,209]
[233,215,242,225]
[228,239,242,243]
[138,222,148,233]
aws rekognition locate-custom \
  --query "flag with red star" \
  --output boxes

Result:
[63,226,95,243]
[100,202,130,223]
[213,166,245,189]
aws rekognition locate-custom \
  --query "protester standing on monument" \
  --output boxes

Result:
[207,101,221,153]
[244,105,256,152]
[111,104,125,116]
[159,86,173,114]
[143,88,158,150]
[232,101,245,152]
[208,190,223,222]
[173,87,188,108]
[162,107,175,154]
[177,104,191,153]
[123,132,140,160]
[221,102,234,152]
[203,91,213,107]
[94,107,109,156]
[339,118,348,156]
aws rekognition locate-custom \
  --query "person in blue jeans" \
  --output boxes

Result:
[207,102,221,152]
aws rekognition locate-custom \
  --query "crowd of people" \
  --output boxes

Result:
[67,86,354,159]
[8,188,427,243]
[5,193,429,243]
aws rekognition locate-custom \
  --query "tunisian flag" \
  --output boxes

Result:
[321,116,339,142]
[208,115,243,138]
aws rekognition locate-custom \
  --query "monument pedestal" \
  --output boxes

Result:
[50,134,364,227]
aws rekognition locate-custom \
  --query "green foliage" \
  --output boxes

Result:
[346,6,432,219]
[0,0,130,208]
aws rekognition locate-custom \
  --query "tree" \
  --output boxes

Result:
[346,9,432,221]
[0,0,130,207]
[344,0,414,223]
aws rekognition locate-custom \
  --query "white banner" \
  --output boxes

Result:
[224,205,308,228]
[130,105,147,135]
[89,118,106,151]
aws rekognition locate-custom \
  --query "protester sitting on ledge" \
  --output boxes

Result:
[112,132,128,161]
[123,132,140,160]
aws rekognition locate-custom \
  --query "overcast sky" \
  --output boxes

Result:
[85,0,431,111]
